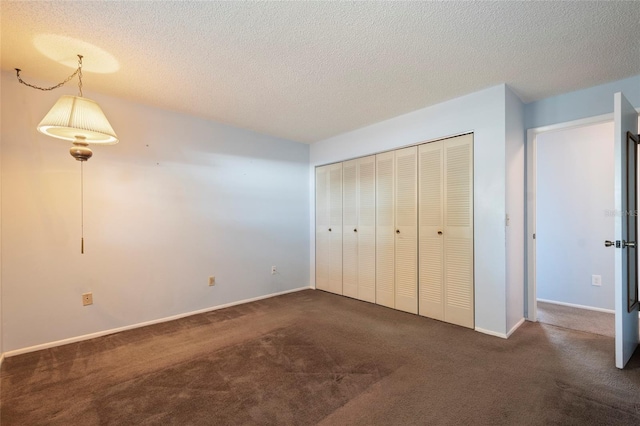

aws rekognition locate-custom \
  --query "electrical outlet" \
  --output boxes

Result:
[592,275,602,286]
[209,276,216,286]
[271,266,277,275]
[82,292,93,306]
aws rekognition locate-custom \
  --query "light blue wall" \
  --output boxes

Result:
[1,71,310,352]
[525,75,640,129]
[311,84,511,336]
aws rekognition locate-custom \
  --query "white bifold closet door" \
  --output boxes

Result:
[419,134,474,328]
[316,162,343,295]
[394,146,418,314]
[343,156,376,302]
[376,147,418,313]
[376,152,395,308]
[343,160,358,298]
[418,141,444,319]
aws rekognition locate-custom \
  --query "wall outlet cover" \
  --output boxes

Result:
[82,292,93,306]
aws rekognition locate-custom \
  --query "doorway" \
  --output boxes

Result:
[527,115,618,322]
[534,121,615,335]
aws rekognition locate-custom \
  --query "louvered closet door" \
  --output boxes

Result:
[376,151,395,308]
[357,156,376,303]
[328,163,344,295]
[342,159,358,298]
[444,134,474,328]
[418,141,444,320]
[395,146,418,314]
[315,166,330,291]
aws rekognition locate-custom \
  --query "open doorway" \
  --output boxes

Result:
[534,120,615,336]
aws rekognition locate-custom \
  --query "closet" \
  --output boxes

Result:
[342,156,376,303]
[315,162,343,295]
[315,134,474,328]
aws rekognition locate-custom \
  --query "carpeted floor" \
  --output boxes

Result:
[2,289,640,425]
[537,301,616,337]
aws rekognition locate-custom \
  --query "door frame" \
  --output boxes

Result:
[525,112,616,322]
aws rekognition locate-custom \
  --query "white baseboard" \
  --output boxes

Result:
[475,327,507,339]
[537,298,614,314]
[475,318,525,339]
[507,318,525,338]
[4,286,312,358]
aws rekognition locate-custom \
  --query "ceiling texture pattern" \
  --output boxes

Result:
[2,1,639,143]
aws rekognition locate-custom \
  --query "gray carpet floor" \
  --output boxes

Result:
[537,301,616,337]
[2,289,640,425]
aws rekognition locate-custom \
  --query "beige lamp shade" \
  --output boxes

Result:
[37,95,118,145]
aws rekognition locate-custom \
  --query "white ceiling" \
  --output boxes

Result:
[2,1,639,144]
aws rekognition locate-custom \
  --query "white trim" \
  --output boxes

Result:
[476,318,526,339]
[529,113,613,135]
[507,318,526,338]
[475,327,507,339]
[526,127,538,322]
[525,112,620,323]
[536,298,615,314]
[4,286,312,358]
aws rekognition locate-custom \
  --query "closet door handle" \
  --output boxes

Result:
[438,231,443,235]
[354,228,358,233]
[328,228,332,232]
[396,229,400,234]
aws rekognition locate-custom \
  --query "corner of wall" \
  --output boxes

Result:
[505,85,525,332]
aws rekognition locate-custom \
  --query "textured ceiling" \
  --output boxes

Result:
[2,1,639,143]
